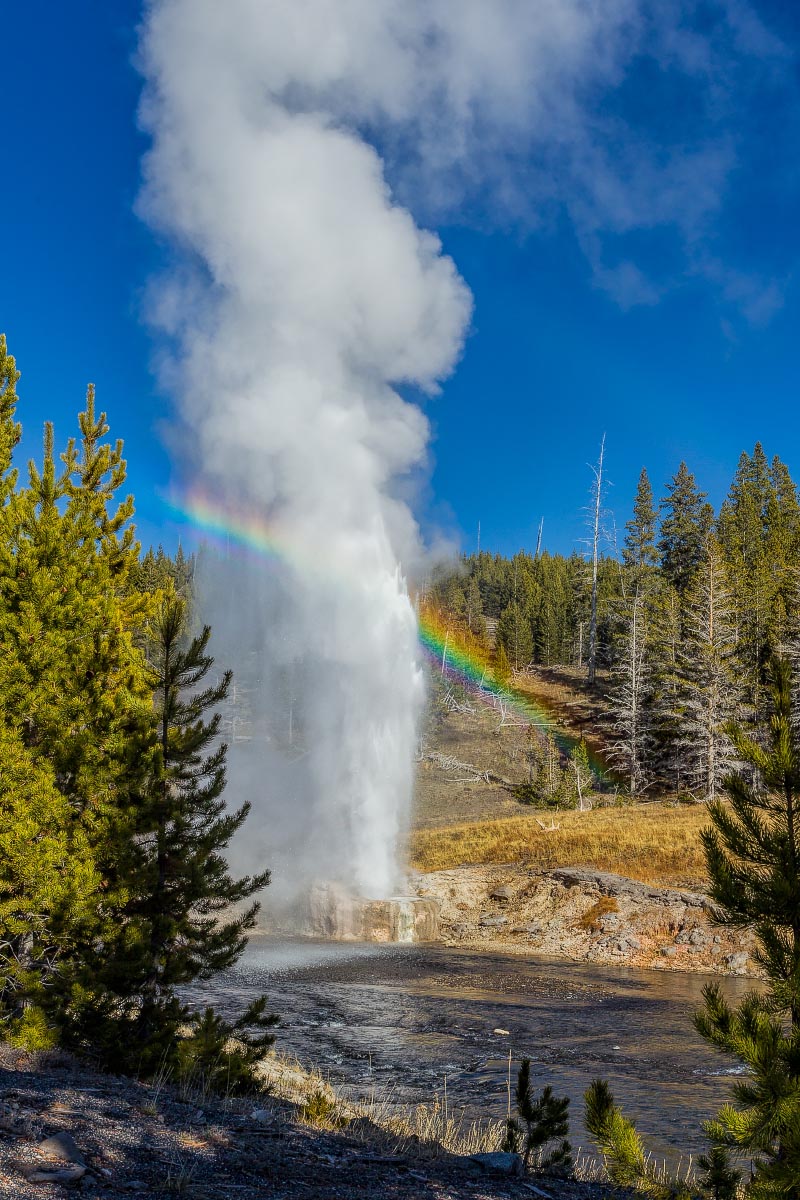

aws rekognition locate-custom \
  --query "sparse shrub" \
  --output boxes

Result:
[578,896,619,932]
[175,1003,278,1097]
[6,1005,58,1052]
[300,1087,347,1129]
[503,1058,572,1175]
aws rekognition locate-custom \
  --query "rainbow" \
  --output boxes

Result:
[163,489,285,565]
[163,488,607,775]
[416,602,607,774]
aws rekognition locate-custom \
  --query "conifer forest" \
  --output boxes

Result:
[428,450,800,803]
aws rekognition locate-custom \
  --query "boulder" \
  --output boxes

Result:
[725,951,749,973]
[38,1132,86,1166]
[489,885,513,902]
[469,1152,523,1176]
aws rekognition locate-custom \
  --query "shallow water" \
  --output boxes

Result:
[186,939,750,1166]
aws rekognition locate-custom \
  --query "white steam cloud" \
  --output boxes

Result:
[137,0,779,904]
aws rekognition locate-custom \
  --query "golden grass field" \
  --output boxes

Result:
[409,801,710,889]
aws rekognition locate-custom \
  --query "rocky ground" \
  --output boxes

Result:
[411,865,755,976]
[0,1045,636,1200]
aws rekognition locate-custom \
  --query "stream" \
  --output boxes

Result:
[186,938,750,1167]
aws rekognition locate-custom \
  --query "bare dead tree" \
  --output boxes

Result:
[587,434,606,687]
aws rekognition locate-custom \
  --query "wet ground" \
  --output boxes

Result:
[186,939,750,1168]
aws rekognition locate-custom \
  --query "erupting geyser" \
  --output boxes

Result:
[137,0,471,907]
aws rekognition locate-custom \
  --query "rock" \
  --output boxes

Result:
[39,1131,87,1166]
[250,1108,270,1123]
[489,885,513,902]
[493,1028,510,1036]
[688,928,707,946]
[660,945,677,957]
[469,1151,523,1175]
[549,867,706,910]
[17,1162,86,1184]
[725,951,749,973]
[479,915,508,928]
[512,922,543,935]
[626,935,642,950]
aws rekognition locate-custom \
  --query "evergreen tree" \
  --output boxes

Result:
[493,641,511,689]
[695,656,800,1196]
[696,1146,741,1200]
[584,1079,692,1198]
[504,1058,572,1174]
[110,595,274,1069]
[623,467,658,573]
[0,390,156,1043]
[606,584,651,797]
[658,462,713,594]
[648,582,685,792]
[0,335,20,502]
[0,726,99,1043]
[566,738,593,810]
[717,444,777,714]
[465,574,486,639]
[497,600,533,671]
[677,538,739,801]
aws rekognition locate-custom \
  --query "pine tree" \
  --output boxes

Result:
[623,467,658,573]
[0,726,99,1042]
[696,1146,741,1200]
[677,538,739,801]
[584,1079,691,1198]
[504,1058,572,1174]
[606,584,651,797]
[465,574,486,639]
[119,595,273,1070]
[648,582,685,792]
[493,641,511,689]
[0,335,21,502]
[0,390,157,1044]
[497,600,533,671]
[695,656,800,1196]
[717,444,778,715]
[658,462,713,594]
[566,738,593,810]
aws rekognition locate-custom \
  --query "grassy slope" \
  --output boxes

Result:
[410,803,708,890]
[412,665,709,890]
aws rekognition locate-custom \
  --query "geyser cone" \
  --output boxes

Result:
[309,882,440,944]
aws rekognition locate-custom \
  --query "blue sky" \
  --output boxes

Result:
[3,2,800,559]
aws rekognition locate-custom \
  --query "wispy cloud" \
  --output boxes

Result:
[247,0,792,322]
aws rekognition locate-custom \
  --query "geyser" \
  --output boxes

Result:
[137,0,471,904]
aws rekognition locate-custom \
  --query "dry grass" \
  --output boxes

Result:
[264,1053,503,1158]
[409,801,710,889]
[577,895,619,932]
